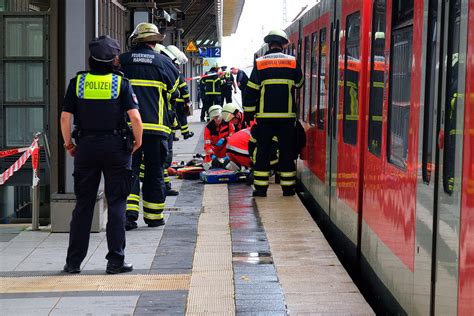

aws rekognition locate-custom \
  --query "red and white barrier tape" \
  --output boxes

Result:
[0,137,40,186]
[184,71,223,82]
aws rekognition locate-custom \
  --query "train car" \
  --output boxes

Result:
[271,0,474,314]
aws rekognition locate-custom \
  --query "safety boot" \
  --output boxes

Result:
[106,262,133,274]
[283,189,295,196]
[125,220,138,231]
[166,188,179,196]
[147,219,165,227]
[252,189,267,197]
[63,264,81,274]
[183,131,194,139]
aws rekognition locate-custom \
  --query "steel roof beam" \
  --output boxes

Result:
[181,0,214,38]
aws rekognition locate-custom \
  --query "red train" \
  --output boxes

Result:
[255,0,474,314]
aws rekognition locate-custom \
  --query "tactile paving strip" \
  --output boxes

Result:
[186,184,235,314]
[0,274,190,293]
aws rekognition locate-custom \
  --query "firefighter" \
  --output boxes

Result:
[60,35,143,274]
[201,64,222,122]
[243,29,303,197]
[220,66,237,106]
[222,102,246,132]
[203,105,235,170]
[120,23,180,230]
[167,45,194,140]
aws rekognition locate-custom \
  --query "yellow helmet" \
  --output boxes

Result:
[221,103,242,122]
[264,29,289,45]
[208,105,222,118]
[131,23,165,44]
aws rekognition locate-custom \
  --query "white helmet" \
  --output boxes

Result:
[264,29,289,45]
[208,105,222,118]
[154,43,179,63]
[221,103,242,122]
[167,45,188,64]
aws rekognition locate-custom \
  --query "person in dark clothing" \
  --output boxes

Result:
[243,29,303,197]
[220,66,237,106]
[120,23,180,230]
[201,65,222,122]
[231,67,249,105]
[61,35,143,274]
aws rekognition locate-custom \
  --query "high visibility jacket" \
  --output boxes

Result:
[120,46,180,137]
[226,128,252,167]
[175,74,190,103]
[203,72,222,95]
[243,48,303,123]
[73,71,128,131]
[221,71,235,90]
[204,120,235,161]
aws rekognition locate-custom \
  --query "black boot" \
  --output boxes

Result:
[106,262,133,274]
[183,131,194,139]
[125,220,138,231]
[283,189,295,196]
[252,189,267,197]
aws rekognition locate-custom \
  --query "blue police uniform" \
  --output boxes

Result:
[62,52,139,270]
[120,45,180,228]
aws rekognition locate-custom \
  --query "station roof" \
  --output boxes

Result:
[149,0,244,46]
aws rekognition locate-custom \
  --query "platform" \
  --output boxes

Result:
[0,109,373,315]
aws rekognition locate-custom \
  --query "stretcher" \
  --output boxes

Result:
[200,169,240,184]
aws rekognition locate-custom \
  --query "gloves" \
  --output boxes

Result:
[211,154,216,160]
[223,156,230,162]
[216,138,225,146]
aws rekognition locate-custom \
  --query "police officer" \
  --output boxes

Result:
[243,29,303,197]
[120,23,180,230]
[61,35,143,274]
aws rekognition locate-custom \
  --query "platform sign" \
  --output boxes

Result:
[185,40,199,53]
[199,47,221,58]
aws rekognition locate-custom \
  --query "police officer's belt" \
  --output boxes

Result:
[79,129,125,136]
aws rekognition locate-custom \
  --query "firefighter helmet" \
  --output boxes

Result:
[208,105,222,118]
[130,23,165,44]
[264,29,289,45]
[167,45,189,64]
[222,103,242,122]
[154,43,178,63]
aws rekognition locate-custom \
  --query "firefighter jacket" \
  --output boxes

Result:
[120,45,180,137]
[243,48,303,123]
[204,120,235,162]
[202,71,222,96]
[175,74,190,103]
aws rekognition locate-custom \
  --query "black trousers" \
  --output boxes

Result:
[253,121,296,192]
[66,135,132,267]
[201,94,221,120]
[221,89,232,105]
[127,134,168,224]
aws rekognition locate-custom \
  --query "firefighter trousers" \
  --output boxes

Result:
[127,134,168,225]
[253,122,296,193]
[175,100,190,135]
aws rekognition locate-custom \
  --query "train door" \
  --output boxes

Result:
[433,0,469,313]
[332,0,369,253]
[327,0,340,221]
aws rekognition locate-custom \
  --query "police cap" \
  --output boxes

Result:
[89,35,121,62]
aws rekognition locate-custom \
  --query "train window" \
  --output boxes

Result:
[310,32,318,125]
[318,28,327,130]
[422,0,438,183]
[387,0,414,170]
[392,0,414,27]
[342,12,361,145]
[443,0,461,194]
[368,0,386,156]
[303,35,311,122]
